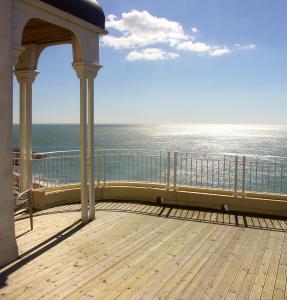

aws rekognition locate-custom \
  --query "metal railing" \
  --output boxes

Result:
[12,149,287,195]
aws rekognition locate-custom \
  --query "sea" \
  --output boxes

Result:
[12,124,287,194]
[12,123,287,157]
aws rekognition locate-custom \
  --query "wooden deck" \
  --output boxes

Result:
[1,202,287,299]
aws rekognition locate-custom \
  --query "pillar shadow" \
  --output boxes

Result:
[15,229,32,239]
[0,219,84,289]
[95,200,287,233]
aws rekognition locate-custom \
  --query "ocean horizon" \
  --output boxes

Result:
[12,123,287,157]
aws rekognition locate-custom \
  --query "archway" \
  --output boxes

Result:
[0,0,106,267]
[14,17,102,224]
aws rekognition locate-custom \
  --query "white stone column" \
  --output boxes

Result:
[72,63,101,223]
[14,70,39,192]
[80,76,89,223]
[87,77,95,220]
[0,0,18,266]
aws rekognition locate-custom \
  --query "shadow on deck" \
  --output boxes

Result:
[94,201,287,232]
[15,201,287,233]
[0,218,84,289]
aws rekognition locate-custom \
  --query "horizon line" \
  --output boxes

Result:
[12,122,287,126]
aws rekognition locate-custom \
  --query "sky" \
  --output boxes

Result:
[13,0,287,124]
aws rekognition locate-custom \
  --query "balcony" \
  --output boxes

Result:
[13,149,287,217]
[2,202,286,299]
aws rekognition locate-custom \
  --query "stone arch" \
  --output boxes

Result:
[14,15,101,224]
[15,17,84,70]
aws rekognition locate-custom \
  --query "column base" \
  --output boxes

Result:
[0,228,18,267]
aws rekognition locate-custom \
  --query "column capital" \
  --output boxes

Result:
[14,70,39,84]
[12,46,25,67]
[72,62,102,80]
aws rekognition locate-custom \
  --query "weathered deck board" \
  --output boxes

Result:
[1,202,286,300]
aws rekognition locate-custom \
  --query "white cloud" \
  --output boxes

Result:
[234,43,256,50]
[248,44,256,50]
[191,27,198,33]
[177,42,231,57]
[103,10,188,49]
[126,48,179,61]
[210,48,231,57]
[102,10,256,61]
[177,41,211,53]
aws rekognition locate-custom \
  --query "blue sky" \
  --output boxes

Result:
[13,0,287,124]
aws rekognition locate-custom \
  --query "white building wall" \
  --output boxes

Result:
[0,0,19,266]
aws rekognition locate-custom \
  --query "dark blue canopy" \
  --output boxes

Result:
[40,0,105,30]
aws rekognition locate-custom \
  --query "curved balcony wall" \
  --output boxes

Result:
[13,149,287,217]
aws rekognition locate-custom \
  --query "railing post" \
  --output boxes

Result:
[223,155,226,190]
[274,157,277,193]
[234,155,238,196]
[242,156,246,197]
[255,156,258,192]
[159,151,162,184]
[167,152,171,189]
[185,153,188,186]
[174,152,178,189]
[97,151,100,187]
[103,151,106,187]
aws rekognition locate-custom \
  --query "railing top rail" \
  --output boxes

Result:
[221,152,287,159]
[34,150,80,155]
[32,155,81,160]
[30,149,287,160]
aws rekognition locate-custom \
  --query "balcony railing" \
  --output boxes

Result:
[12,149,287,195]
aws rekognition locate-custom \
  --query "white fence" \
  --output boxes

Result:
[13,149,287,195]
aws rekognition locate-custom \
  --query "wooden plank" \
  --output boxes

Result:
[248,231,277,299]
[165,227,240,299]
[5,211,161,297]
[15,209,124,252]
[237,230,271,300]
[264,218,276,230]
[156,226,228,299]
[183,228,245,299]
[175,208,184,218]
[185,209,195,219]
[4,213,129,289]
[77,220,202,299]
[2,204,286,300]
[198,211,205,221]
[273,232,287,300]
[204,211,212,221]
[251,217,261,228]
[207,228,261,299]
[261,231,285,300]
[49,217,189,298]
[277,220,287,231]
[24,216,183,299]
[137,225,227,299]
[182,209,189,219]
[216,212,224,223]
[157,207,170,217]
[224,230,267,299]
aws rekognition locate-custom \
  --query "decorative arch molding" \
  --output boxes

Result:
[15,18,84,72]
[12,0,105,66]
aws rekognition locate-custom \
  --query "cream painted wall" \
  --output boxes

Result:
[33,183,287,217]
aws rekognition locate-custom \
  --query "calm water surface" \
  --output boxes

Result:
[13,124,287,157]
